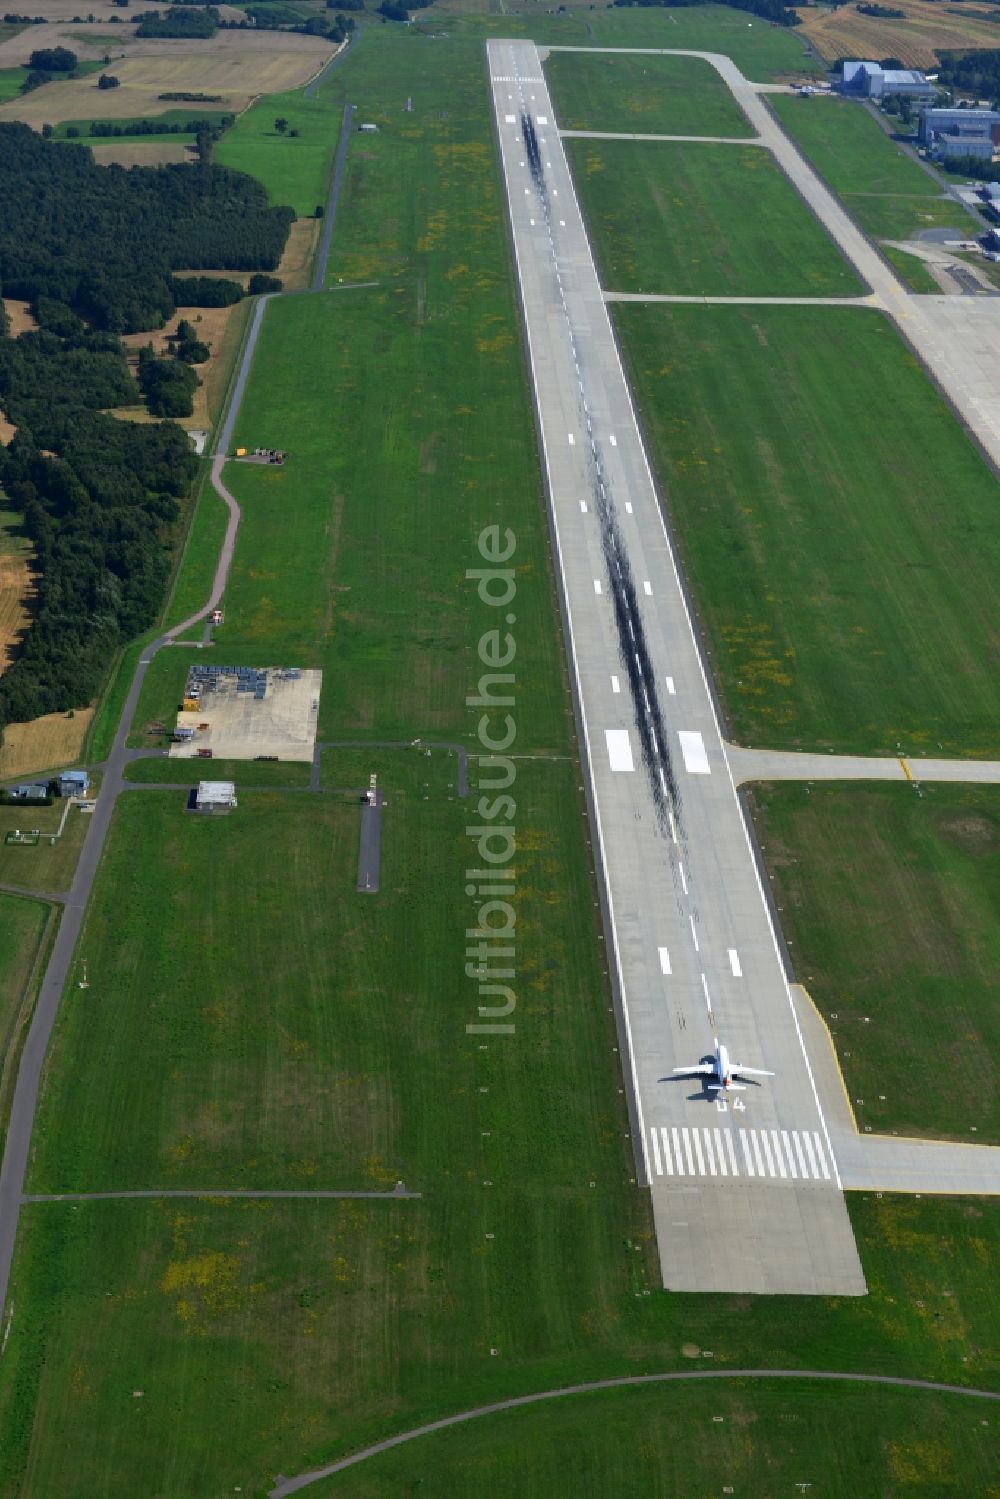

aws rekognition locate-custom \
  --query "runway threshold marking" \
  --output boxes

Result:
[647,1126,833,1181]
[606,729,635,772]
[678,730,710,775]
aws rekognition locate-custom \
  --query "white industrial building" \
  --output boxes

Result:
[918,106,1000,161]
[194,780,238,814]
[840,61,936,102]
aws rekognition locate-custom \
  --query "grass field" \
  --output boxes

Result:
[613,304,1000,755]
[0,784,98,893]
[800,0,1000,68]
[566,138,864,298]
[769,96,974,248]
[0,66,22,102]
[882,243,943,294]
[322,1381,1000,1497]
[1,1191,998,1496]
[751,783,1000,1143]
[0,895,53,1145]
[123,755,310,786]
[215,86,343,216]
[543,51,753,138]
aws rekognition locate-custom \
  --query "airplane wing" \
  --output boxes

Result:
[672,1064,715,1075]
[732,1064,775,1077]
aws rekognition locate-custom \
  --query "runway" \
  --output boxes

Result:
[488,40,866,1295]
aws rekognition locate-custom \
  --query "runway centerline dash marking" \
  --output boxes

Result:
[665,676,676,695]
[611,674,620,694]
[658,946,671,975]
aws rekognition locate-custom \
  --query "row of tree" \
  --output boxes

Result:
[938,49,1000,106]
[0,123,293,332]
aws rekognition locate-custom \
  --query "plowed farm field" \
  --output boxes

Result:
[800,0,1000,68]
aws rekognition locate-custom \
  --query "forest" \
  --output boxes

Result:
[0,126,293,736]
[0,123,293,333]
[938,49,1000,104]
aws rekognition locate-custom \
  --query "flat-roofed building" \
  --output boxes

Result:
[194,780,238,814]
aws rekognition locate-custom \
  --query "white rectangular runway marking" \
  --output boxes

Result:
[770,1130,787,1179]
[593,579,602,595]
[650,1126,663,1177]
[624,501,632,514]
[681,1128,695,1176]
[611,674,620,694]
[580,499,587,513]
[812,1132,831,1180]
[678,862,688,895]
[658,946,671,975]
[567,433,574,445]
[714,1128,728,1176]
[643,580,652,596]
[691,1129,706,1176]
[678,730,711,775]
[740,1131,755,1177]
[793,1132,809,1179]
[504,113,515,124]
[725,1132,740,1176]
[781,1131,798,1179]
[759,1130,776,1178]
[672,1127,683,1177]
[609,434,617,446]
[802,1132,820,1179]
[665,676,676,695]
[605,729,634,773]
[559,218,566,226]
[750,1130,766,1177]
[660,1128,674,1175]
[728,949,742,977]
[689,915,699,953]
[537,114,548,124]
[703,1129,717,1176]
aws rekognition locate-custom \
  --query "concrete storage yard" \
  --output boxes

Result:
[168,666,321,762]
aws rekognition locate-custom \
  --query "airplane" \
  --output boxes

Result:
[672,1037,774,1092]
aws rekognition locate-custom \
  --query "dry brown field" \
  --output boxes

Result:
[801,0,1000,68]
[3,301,39,339]
[0,31,334,126]
[0,517,35,676]
[276,218,320,290]
[0,707,93,781]
[116,299,248,431]
[88,139,192,166]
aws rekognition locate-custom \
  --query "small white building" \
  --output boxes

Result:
[195,780,237,814]
[358,122,378,133]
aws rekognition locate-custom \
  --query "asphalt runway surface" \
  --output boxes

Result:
[489,39,866,1295]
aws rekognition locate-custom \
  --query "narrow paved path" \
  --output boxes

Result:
[23,1186,419,1203]
[270,1368,1000,1494]
[559,128,763,145]
[729,747,1000,784]
[313,104,354,291]
[605,292,879,306]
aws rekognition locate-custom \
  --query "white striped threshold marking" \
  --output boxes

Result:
[649,1127,831,1182]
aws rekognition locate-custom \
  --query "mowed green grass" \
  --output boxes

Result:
[492,4,822,80]
[1,1192,998,1496]
[543,51,753,137]
[215,86,343,216]
[566,139,864,297]
[769,95,971,248]
[28,753,616,1193]
[0,798,93,894]
[322,1382,999,1498]
[0,896,52,1135]
[614,304,1000,754]
[751,783,1000,1142]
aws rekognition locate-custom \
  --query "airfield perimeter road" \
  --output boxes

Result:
[489,40,866,1296]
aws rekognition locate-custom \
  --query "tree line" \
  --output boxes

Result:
[611,0,800,24]
[938,49,1000,106]
[0,125,295,735]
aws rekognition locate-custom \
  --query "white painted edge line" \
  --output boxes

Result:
[658,946,671,975]
[728,948,742,978]
[611,674,620,694]
[678,730,710,775]
[518,35,847,1190]
[665,676,675,695]
[643,580,652,596]
[606,728,634,773]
